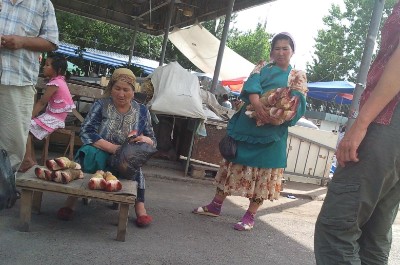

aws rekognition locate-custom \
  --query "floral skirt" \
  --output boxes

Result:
[214,159,284,201]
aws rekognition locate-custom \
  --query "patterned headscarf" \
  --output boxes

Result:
[105,68,136,96]
[111,68,136,86]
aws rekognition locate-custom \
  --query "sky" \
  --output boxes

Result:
[235,0,344,70]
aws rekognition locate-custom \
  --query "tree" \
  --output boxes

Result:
[55,10,271,74]
[56,10,197,70]
[228,22,271,64]
[307,0,396,83]
[201,13,239,39]
[56,11,164,60]
[306,0,396,116]
[202,16,271,64]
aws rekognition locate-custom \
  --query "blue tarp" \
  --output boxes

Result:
[307,81,355,104]
[56,42,159,74]
[230,81,355,104]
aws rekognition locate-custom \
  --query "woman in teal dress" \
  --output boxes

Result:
[193,32,308,231]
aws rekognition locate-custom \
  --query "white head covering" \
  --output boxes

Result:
[271,32,296,52]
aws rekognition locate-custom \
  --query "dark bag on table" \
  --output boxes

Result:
[219,134,237,160]
[109,136,157,180]
[0,149,20,210]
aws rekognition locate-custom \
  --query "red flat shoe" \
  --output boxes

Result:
[136,214,153,227]
[57,207,74,221]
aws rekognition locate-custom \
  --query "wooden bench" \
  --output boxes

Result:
[16,167,137,242]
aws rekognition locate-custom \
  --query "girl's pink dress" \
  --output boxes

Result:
[30,76,76,140]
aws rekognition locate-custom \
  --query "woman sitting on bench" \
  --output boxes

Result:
[57,68,157,228]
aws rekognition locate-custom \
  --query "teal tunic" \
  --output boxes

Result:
[227,64,306,168]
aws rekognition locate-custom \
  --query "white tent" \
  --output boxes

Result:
[169,24,255,80]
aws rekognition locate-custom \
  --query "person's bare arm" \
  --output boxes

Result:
[92,139,120,155]
[1,35,56,52]
[32,85,58,117]
[337,39,400,167]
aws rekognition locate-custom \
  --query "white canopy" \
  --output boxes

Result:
[169,24,255,80]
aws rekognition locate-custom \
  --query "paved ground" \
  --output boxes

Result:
[0,151,399,265]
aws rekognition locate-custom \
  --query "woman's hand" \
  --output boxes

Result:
[132,135,154,146]
[253,101,270,124]
[93,139,120,155]
[249,94,269,124]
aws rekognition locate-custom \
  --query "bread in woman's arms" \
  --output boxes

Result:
[245,69,307,126]
[288,69,308,95]
[245,87,299,126]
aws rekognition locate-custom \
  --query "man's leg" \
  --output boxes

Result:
[0,85,35,170]
[358,180,400,264]
[314,108,400,265]
[314,176,362,265]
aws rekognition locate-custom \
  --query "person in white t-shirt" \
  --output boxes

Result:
[221,94,232,109]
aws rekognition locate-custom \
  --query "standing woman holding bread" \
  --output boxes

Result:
[193,32,308,231]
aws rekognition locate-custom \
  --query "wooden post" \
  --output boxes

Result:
[159,0,175,66]
[116,203,130,242]
[19,189,33,232]
[210,0,236,93]
[32,191,43,214]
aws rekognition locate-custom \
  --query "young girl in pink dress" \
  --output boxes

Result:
[19,53,76,172]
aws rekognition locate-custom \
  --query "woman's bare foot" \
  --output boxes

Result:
[135,202,148,217]
[18,159,37,173]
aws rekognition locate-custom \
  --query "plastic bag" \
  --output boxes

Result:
[0,149,20,210]
[109,136,157,179]
[219,134,237,160]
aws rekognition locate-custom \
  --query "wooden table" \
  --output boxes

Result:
[16,167,137,242]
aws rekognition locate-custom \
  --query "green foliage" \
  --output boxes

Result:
[201,13,239,39]
[307,0,396,83]
[201,15,270,64]
[56,11,164,62]
[227,23,271,64]
[306,0,396,116]
[56,10,271,74]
